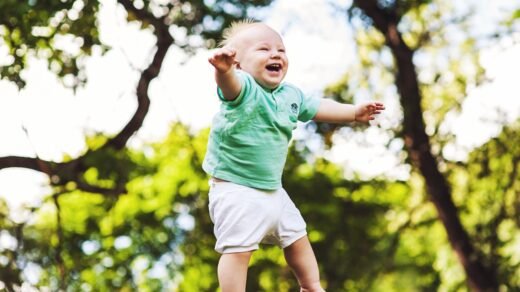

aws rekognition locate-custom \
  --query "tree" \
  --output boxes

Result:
[0,123,213,290]
[2,0,519,290]
[321,0,519,290]
[0,0,273,289]
[0,0,272,195]
[453,122,520,289]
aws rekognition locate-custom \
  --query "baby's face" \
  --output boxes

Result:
[232,24,288,89]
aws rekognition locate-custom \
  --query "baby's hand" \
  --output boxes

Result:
[354,102,385,122]
[208,47,238,73]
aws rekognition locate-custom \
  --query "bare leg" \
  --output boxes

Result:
[284,236,325,292]
[218,251,253,292]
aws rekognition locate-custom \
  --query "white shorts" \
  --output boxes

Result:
[208,180,307,254]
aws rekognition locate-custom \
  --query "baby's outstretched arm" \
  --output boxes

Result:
[208,47,241,101]
[314,99,385,123]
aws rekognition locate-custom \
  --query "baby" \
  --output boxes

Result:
[203,20,384,292]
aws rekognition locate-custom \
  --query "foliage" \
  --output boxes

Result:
[0,0,102,88]
[0,199,23,289]
[0,124,209,290]
[0,0,273,88]
[0,123,445,291]
[326,0,520,290]
[1,0,276,289]
[1,0,520,291]
[450,122,520,289]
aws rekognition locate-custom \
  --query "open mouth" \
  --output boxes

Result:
[266,63,282,72]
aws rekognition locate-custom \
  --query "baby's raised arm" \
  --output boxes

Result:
[208,47,241,101]
[314,99,385,123]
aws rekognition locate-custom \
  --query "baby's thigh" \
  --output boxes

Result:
[276,189,307,248]
[208,182,280,252]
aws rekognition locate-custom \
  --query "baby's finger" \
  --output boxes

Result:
[208,56,217,64]
[214,51,229,59]
[220,47,236,57]
[375,103,385,110]
[211,48,234,60]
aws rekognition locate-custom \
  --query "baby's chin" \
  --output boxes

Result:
[258,80,282,90]
[256,76,284,89]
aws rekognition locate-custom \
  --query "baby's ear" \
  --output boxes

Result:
[235,62,241,69]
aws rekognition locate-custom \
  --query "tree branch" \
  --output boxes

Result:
[0,0,173,197]
[0,156,55,173]
[104,0,174,150]
[0,156,126,196]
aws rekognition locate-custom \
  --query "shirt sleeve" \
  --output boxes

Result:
[216,70,252,107]
[297,88,321,122]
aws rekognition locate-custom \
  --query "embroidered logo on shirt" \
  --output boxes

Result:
[290,103,298,114]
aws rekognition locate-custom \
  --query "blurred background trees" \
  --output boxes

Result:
[1,0,519,291]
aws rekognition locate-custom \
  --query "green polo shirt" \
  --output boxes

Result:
[202,70,321,190]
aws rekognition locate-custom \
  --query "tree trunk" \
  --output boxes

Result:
[353,1,498,290]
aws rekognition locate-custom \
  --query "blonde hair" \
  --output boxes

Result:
[220,19,258,47]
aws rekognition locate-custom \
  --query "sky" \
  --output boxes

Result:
[0,0,519,214]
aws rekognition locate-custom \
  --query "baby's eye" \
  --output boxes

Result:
[278,49,285,53]
[258,47,269,51]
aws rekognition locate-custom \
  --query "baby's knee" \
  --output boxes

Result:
[300,282,325,292]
